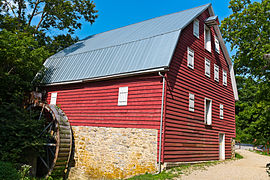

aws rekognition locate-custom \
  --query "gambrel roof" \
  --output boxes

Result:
[42,3,238,100]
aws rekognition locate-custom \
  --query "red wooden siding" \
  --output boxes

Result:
[164,9,235,162]
[45,74,163,129]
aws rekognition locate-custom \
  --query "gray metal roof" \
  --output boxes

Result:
[43,4,210,84]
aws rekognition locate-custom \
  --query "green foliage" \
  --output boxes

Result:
[19,164,32,180]
[0,161,20,180]
[254,150,270,156]
[0,103,47,163]
[0,0,98,177]
[235,152,244,159]
[0,0,98,34]
[221,0,270,148]
[0,29,49,104]
[221,0,270,79]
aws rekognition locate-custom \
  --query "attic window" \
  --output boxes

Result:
[223,70,227,86]
[118,87,128,106]
[205,25,211,52]
[205,98,212,125]
[50,92,57,105]
[215,35,220,53]
[187,47,194,69]
[189,93,195,112]
[214,64,219,82]
[193,19,199,38]
[205,58,210,77]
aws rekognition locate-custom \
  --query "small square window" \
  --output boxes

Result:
[215,35,220,53]
[118,87,128,106]
[214,64,219,82]
[205,25,211,52]
[223,70,227,86]
[187,47,194,69]
[205,58,211,77]
[205,98,212,125]
[189,93,195,112]
[193,19,199,38]
[220,104,224,119]
[50,92,57,105]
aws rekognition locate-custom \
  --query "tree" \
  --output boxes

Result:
[221,0,270,153]
[0,0,98,34]
[0,0,98,164]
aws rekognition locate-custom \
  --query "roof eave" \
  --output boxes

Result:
[42,67,169,86]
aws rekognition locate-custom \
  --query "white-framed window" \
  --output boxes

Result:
[118,87,128,106]
[215,35,220,53]
[205,25,211,52]
[193,19,199,38]
[187,47,194,69]
[214,64,219,82]
[205,98,212,125]
[223,70,227,86]
[50,92,57,105]
[220,104,224,119]
[205,58,211,77]
[189,93,195,112]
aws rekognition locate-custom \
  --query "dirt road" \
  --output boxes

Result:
[179,150,270,180]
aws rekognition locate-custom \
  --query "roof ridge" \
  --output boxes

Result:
[80,3,211,42]
[50,29,181,60]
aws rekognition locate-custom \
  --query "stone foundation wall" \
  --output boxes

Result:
[68,126,158,179]
[231,138,235,158]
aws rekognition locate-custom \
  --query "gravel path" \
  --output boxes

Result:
[178,150,270,180]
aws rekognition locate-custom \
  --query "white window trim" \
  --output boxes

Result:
[204,98,212,125]
[215,35,220,54]
[214,64,219,82]
[223,69,227,86]
[118,87,128,106]
[204,25,211,52]
[189,93,195,112]
[193,19,199,38]
[220,104,224,119]
[187,47,194,69]
[205,58,211,77]
[50,92,57,105]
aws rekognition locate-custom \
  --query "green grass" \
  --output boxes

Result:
[235,152,244,159]
[126,171,177,180]
[126,161,221,180]
[253,150,270,156]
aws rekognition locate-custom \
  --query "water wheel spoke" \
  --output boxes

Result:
[48,146,55,156]
[47,147,49,167]
[29,102,72,178]
[45,143,56,146]
[38,104,45,121]
[39,156,50,170]
[39,121,54,137]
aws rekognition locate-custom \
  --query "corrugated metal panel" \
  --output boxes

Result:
[43,4,210,84]
[44,31,180,83]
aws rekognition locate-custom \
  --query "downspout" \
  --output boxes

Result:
[158,72,165,173]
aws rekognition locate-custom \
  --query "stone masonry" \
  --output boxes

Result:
[68,126,158,179]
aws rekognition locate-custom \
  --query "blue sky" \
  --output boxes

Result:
[73,0,234,55]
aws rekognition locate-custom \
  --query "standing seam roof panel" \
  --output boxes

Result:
[43,4,210,84]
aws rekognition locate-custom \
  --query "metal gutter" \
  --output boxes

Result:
[43,67,168,86]
[158,72,166,173]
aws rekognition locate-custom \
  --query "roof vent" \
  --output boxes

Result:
[205,16,219,27]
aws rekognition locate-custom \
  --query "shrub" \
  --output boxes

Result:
[0,161,20,180]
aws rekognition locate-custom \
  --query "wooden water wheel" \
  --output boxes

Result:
[28,101,72,178]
